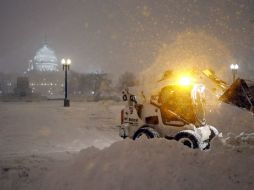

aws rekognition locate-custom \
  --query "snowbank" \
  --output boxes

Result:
[223,132,254,147]
[39,138,254,190]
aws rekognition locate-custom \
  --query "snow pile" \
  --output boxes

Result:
[223,132,254,147]
[0,152,74,190]
[39,138,254,190]
[206,103,254,134]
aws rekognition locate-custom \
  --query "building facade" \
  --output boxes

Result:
[25,42,63,98]
[27,42,59,72]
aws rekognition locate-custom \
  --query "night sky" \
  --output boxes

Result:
[0,0,253,78]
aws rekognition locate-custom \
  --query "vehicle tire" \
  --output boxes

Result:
[174,131,200,149]
[202,126,218,150]
[133,127,160,140]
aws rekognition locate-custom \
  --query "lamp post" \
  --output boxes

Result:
[61,58,71,107]
[230,64,239,82]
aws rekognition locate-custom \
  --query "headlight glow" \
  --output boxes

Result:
[178,76,192,86]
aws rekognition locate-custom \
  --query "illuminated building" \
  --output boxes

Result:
[25,40,63,97]
[27,41,59,72]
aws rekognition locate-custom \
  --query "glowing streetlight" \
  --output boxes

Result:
[230,64,239,82]
[66,58,71,65]
[61,58,71,107]
[61,58,66,64]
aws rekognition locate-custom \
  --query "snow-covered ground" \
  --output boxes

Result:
[0,101,122,190]
[0,101,254,190]
[0,101,122,157]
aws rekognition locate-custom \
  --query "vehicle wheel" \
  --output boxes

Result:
[133,127,160,140]
[174,131,200,149]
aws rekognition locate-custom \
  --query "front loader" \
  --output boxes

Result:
[117,69,254,150]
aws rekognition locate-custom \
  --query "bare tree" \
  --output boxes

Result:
[117,72,138,90]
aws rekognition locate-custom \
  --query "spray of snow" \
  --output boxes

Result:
[139,30,235,87]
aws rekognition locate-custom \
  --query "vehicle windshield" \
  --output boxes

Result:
[159,85,195,123]
[191,85,206,125]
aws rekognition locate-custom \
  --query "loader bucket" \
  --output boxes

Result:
[219,79,254,113]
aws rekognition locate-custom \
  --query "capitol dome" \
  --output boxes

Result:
[32,43,59,72]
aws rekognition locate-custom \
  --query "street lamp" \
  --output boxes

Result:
[230,64,239,82]
[61,58,71,107]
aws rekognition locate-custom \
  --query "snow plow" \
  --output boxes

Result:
[117,69,254,150]
[202,69,254,114]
